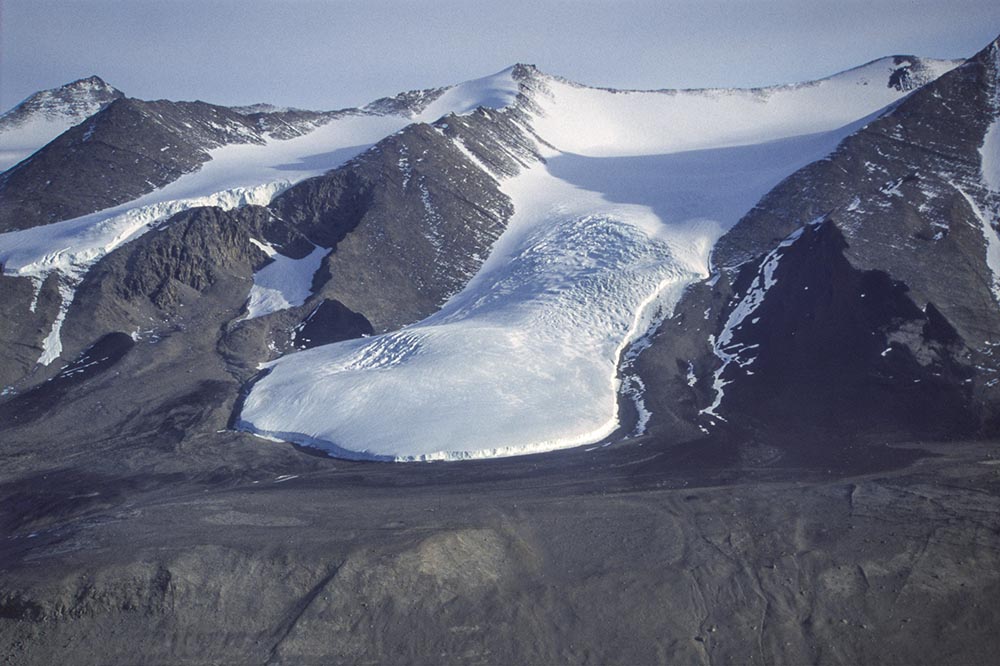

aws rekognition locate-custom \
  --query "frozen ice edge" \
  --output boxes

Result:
[239,269,698,463]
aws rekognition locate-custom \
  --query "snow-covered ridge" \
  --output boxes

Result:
[0,66,526,284]
[412,67,522,121]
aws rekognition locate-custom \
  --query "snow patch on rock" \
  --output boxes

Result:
[245,241,328,320]
[0,181,288,365]
[701,223,812,420]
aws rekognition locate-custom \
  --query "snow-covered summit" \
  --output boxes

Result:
[0,75,124,171]
[0,75,121,123]
[364,66,523,119]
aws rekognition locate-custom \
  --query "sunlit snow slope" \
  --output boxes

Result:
[239,57,959,461]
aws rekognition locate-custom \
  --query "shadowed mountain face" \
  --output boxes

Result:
[714,221,974,441]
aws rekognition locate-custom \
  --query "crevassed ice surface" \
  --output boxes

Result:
[239,59,958,461]
[240,167,714,460]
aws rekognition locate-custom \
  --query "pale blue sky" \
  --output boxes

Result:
[2,0,999,111]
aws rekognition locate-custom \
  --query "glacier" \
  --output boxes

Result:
[239,58,959,460]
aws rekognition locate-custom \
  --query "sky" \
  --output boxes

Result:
[2,0,999,112]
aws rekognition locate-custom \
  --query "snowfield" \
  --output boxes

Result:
[1,116,89,172]
[239,59,958,461]
[529,57,959,157]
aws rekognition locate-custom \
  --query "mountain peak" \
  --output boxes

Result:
[65,75,117,91]
[1,76,124,120]
[0,75,126,171]
[511,63,542,79]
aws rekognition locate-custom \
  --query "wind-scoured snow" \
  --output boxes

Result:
[244,240,328,320]
[238,56,946,460]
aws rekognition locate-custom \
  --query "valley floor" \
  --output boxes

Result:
[1,433,998,665]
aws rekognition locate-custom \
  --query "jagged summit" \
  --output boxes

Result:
[0,75,123,123]
[0,74,124,171]
[1,34,999,666]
